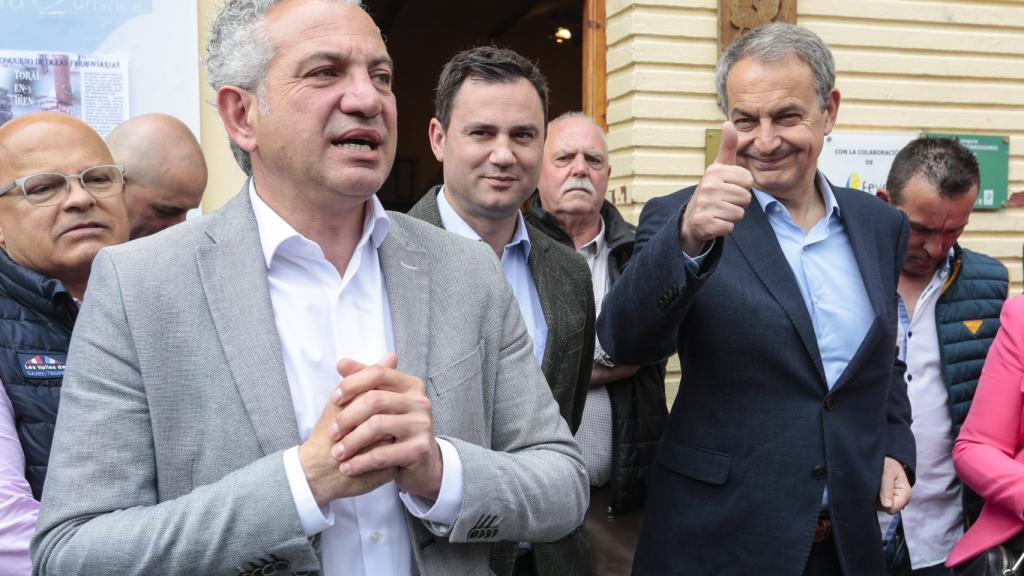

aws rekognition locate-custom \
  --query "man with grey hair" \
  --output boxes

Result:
[107,113,208,239]
[32,1,587,575]
[597,23,915,574]
[527,111,667,576]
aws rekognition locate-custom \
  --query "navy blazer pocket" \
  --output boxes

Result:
[657,439,731,485]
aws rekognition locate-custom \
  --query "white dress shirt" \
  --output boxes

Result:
[573,218,613,487]
[249,183,463,576]
[436,188,548,365]
[878,250,962,569]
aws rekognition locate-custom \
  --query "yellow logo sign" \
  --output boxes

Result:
[963,320,983,335]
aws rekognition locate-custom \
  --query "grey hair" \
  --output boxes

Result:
[715,23,835,117]
[205,0,364,175]
[548,111,607,149]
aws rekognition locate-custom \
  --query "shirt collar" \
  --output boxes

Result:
[935,247,955,282]
[436,186,532,258]
[577,216,607,256]
[248,179,391,269]
[752,172,841,220]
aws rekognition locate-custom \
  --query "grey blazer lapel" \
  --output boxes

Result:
[731,199,828,386]
[379,216,430,381]
[195,186,299,455]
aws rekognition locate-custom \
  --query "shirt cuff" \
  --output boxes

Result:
[683,238,715,269]
[399,438,463,526]
[283,446,335,537]
[593,337,615,367]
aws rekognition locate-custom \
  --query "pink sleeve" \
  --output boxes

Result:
[0,385,38,575]
[953,295,1024,520]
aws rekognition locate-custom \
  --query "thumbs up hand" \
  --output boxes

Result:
[679,121,754,255]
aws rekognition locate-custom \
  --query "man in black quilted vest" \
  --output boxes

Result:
[0,112,128,573]
[877,136,1009,575]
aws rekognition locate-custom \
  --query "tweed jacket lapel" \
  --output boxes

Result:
[730,197,829,387]
[524,225,560,379]
[195,185,299,455]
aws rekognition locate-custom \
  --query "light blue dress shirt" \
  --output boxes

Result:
[753,175,874,509]
[436,189,548,365]
[752,176,873,389]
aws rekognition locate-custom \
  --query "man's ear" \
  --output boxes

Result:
[877,188,892,204]
[217,85,259,155]
[0,222,6,249]
[428,118,446,163]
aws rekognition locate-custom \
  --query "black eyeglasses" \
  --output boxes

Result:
[0,164,126,207]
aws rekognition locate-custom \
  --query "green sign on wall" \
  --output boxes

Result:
[928,133,1009,210]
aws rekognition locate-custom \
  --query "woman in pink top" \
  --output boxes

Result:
[948,295,1024,568]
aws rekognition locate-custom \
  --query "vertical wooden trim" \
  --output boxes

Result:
[582,0,607,130]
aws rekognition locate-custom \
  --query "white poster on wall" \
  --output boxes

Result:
[818,132,918,195]
[0,51,128,136]
[0,1,199,138]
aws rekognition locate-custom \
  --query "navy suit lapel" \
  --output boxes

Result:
[730,199,828,386]
[829,187,885,390]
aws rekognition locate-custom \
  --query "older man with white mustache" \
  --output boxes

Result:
[527,111,668,576]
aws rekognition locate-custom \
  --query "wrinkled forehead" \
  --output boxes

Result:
[0,118,112,181]
[547,120,607,156]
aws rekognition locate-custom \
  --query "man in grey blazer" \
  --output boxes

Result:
[31,2,587,575]
[408,46,595,576]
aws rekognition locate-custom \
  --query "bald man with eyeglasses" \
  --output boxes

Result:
[0,112,128,573]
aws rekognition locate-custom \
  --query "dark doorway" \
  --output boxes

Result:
[364,0,584,211]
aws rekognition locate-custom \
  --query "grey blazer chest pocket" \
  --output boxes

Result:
[427,342,485,441]
[657,439,731,486]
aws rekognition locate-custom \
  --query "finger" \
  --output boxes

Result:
[339,432,434,476]
[879,472,895,510]
[336,353,395,379]
[333,412,418,465]
[715,121,738,165]
[337,358,368,378]
[330,389,410,440]
[334,354,407,405]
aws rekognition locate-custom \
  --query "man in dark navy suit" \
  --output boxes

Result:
[597,23,914,575]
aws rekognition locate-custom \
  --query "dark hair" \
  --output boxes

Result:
[433,46,549,130]
[886,137,980,203]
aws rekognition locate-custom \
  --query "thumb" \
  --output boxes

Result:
[715,121,738,166]
[879,474,894,508]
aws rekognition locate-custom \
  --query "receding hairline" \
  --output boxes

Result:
[546,112,607,152]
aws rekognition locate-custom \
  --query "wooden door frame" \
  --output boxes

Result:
[582,0,606,129]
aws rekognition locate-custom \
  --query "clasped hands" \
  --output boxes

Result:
[298,353,443,507]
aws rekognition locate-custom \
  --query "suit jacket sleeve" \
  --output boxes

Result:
[442,263,589,544]
[32,251,318,576]
[886,215,916,479]
[597,191,722,365]
[952,295,1024,516]
[571,269,596,431]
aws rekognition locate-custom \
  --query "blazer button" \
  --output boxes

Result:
[812,464,827,479]
[824,396,834,410]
